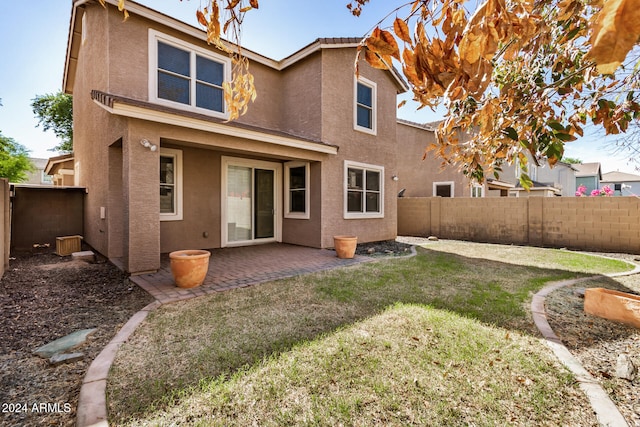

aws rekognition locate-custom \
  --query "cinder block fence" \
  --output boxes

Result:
[398,197,640,254]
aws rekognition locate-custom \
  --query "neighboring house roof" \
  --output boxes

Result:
[601,171,640,183]
[486,179,515,190]
[64,0,409,94]
[573,162,602,178]
[45,153,74,175]
[511,180,561,194]
[396,119,436,131]
[91,90,339,155]
[556,161,578,171]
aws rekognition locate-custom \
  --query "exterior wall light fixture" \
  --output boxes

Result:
[140,139,157,152]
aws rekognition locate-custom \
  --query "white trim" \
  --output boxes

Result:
[93,100,338,155]
[160,147,183,221]
[433,181,455,198]
[284,161,310,219]
[344,160,384,219]
[471,183,484,198]
[149,29,231,119]
[354,76,377,135]
[221,156,282,247]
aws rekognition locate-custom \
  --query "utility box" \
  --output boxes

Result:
[56,235,83,256]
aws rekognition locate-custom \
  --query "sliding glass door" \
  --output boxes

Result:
[223,157,281,246]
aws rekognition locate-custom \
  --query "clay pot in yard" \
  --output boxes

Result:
[584,288,640,329]
[169,250,211,288]
[333,235,358,259]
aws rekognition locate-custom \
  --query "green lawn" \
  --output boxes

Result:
[107,243,634,426]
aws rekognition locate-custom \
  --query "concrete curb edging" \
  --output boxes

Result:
[76,301,161,427]
[531,266,640,427]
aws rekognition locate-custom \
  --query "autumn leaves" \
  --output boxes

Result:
[360,0,640,184]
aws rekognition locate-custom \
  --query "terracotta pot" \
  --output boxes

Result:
[333,235,358,259]
[169,250,211,288]
[584,288,640,329]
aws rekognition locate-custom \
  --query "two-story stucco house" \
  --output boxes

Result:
[63,0,414,274]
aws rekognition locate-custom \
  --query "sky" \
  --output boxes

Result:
[0,0,637,174]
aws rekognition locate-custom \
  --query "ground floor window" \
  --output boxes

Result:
[160,147,183,220]
[284,161,309,219]
[344,161,384,218]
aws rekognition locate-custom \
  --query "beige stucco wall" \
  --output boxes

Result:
[396,123,471,197]
[398,197,640,253]
[71,2,426,272]
[317,49,400,247]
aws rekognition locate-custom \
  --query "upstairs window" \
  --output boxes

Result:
[150,30,230,118]
[354,77,377,135]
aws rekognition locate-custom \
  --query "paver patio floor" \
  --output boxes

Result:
[130,243,370,304]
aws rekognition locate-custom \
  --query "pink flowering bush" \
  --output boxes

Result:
[575,184,613,197]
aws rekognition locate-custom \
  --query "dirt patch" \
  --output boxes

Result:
[0,252,153,427]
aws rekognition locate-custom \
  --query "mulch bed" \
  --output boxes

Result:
[0,252,153,427]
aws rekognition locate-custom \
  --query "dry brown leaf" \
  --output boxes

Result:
[365,48,390,70]
[587,0,640,74]
[394,17,412,44]
[196,10,208,27]
[366,27,401,61]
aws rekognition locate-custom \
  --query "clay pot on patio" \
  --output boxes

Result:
[169,250,211,288]
[584,287,640,329]
[333,235,358,259]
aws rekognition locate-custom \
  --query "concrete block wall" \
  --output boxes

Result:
[398,197,640,254]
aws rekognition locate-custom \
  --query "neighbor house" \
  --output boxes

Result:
[601,171,640,196]
[395,120,477,198]
[23,158,53,186]
[44,154,75,186]
[573,162,602,194]
[64,0,416,273]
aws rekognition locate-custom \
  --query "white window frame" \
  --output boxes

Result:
[344,160,384,219]
[353,76,377,135]
[149,29,231,119]
[433,181,454,198]
[284,161,310,219]
[471,184,484,198]
[160,147,183,221]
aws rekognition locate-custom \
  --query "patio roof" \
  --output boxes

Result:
[91,90,339,156]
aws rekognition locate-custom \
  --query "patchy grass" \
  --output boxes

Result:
[108,245,631,425]
[419,240,634,275]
